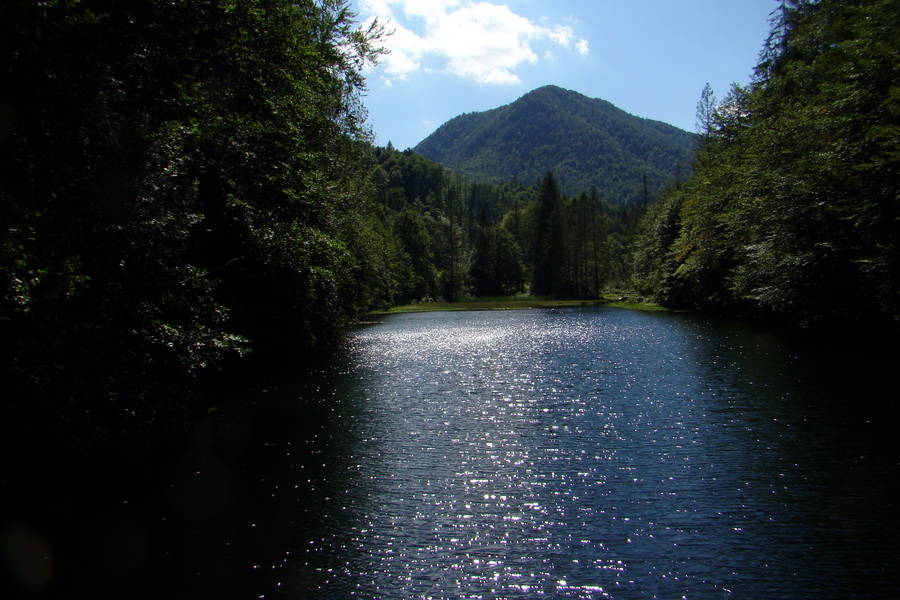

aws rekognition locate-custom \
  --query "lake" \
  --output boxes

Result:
[8,308,898,599]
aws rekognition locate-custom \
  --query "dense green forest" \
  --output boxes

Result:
[366,145,645,304]
[2,0,896,449]
[414,85,696,200]
[0,0,390,446]
[631,0,898,332]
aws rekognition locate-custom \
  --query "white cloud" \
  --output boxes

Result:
[549,25,573,46]
[360,0,587,85]
[430,3,541,84]
[576,38,590,56]
[401,0,463,24]
[373,20,428,80]
[359,0,397,16]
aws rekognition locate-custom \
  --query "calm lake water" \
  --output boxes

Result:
[10,308,899,599]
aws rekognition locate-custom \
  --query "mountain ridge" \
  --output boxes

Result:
[413,85,696,201]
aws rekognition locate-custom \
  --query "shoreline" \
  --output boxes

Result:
[367,296,667,315]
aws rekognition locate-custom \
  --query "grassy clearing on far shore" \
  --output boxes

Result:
[369,294,666,315]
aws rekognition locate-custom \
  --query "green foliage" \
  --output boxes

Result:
[632,0,899,331]
[414,85,696,201]
[368,145,644,304]
[0,0,387,445]
[531,172,565,296]
[394,209,438,302]
[471,225,524,296]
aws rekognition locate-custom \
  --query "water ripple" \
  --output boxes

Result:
[281,309,899,599]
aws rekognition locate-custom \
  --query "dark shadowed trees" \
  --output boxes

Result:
[531,172,565,296]
[0,0,386,444]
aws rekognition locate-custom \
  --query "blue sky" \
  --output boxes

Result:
[350,0,777,149]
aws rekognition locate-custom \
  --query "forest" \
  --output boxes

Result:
[366,145,645,305]
[412,85,697,200]
[1,0,389,447]
[1,0,897,450]
[631,0,898,333]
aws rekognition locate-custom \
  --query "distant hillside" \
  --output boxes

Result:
[413,85,696,201]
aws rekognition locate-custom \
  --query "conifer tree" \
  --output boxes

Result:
[531,172,565,296]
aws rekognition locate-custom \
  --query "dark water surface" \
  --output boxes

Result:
[6,308,899,599]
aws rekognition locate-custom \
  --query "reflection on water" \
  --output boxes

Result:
[8,308,897,599]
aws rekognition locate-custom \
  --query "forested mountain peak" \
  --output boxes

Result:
[413,85,696,201]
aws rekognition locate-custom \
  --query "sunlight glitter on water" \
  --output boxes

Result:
[280,308,900,599]
[328,311,722,597]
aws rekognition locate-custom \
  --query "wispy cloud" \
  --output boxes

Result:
[360,0,588,85]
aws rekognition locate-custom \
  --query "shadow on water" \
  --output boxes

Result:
[1,345,369,600]
[666,313,900,599]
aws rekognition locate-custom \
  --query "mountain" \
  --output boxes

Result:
[413,85,697,201]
